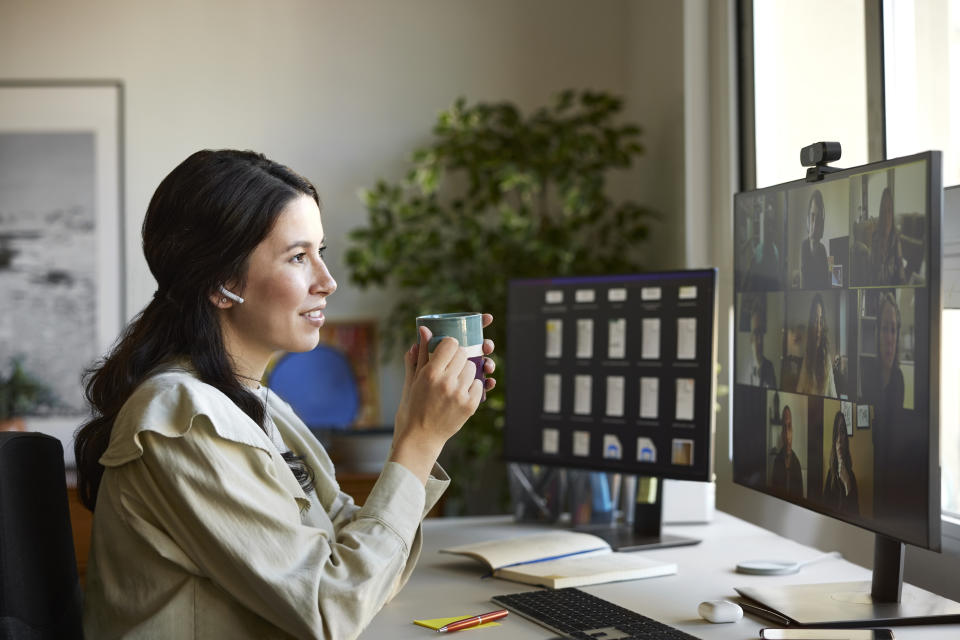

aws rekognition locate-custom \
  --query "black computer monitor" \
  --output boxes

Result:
[503,269,718,550]
[733,151,960,625]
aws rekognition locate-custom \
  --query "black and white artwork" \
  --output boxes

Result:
[0,132,98,413]
[0,82,123,448]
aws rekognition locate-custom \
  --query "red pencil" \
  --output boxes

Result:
[436,609,509,633]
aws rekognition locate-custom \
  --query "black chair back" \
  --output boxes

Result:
[0,432,83,639]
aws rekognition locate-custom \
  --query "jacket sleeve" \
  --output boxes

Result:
[324,463,450,602]
[123,415,431,640]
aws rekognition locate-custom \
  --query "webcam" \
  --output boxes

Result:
[801,141,843,182]
[800,141,841,167]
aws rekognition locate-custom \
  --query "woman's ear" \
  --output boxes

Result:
[210,284,244,308]
[209,290,233,309]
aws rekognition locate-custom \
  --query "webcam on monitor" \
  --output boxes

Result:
[801,141,843,182]
[800,141,841,166]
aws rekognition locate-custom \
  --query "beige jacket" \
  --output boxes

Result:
[82,367,448,639]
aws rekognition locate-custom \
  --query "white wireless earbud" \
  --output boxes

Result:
[218,285,245,304]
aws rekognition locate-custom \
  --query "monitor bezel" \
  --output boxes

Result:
[732,150,942,551]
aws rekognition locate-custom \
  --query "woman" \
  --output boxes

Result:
[743,197,782,291]
[75,150,497,639]
[864,291,904,409]
[822,411,859,514]
[862,291,917,523]
[800,189,831,290]
[870,187,905,285]
[860,291,904,413]
[770,405,803,497]
[796,294,837,397]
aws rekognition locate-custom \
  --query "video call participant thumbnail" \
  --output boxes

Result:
[870,188,906,286]
[800,189,831,290]
[748,301,777,389]
[861,291,904,411]
[771,405,803,498]
[796,294,838,398]
[742,197,784,292]
[862,290,924,532]
[822,410,859,515]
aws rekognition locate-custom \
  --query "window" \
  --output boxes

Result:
[747,0,870,188]
[741,0,960,535]
[883,0,960,187]
[944,310,960,518]
[882,0,960,521]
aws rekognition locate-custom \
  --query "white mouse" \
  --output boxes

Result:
[697,599,743,623]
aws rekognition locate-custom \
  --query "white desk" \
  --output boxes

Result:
[362,512,960,639]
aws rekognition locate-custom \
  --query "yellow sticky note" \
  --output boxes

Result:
[412,615,501,631]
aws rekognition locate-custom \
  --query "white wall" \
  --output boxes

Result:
[1,0,688,424]
[623,0,687,270]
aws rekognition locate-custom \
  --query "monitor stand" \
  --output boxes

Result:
[736,534,960,626]
[573,477,700,552]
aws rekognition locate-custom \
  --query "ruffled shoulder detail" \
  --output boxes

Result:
[100,368,272,467]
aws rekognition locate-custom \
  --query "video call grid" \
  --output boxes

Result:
[732,156,935,547]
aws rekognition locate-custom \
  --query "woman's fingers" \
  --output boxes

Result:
[483,357,496,374]
[457,359,476,393]
[416,325,432,371]
[442,343,469,379]
[481,313,493,328]
[427,335,460,370]
[482,338,495,355]
[468,378,484,406]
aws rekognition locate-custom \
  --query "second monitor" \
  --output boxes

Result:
[504,269,718,549]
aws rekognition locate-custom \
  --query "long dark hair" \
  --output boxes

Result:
[802,293,829,391]
[75,149,317,511]
[830,410,852,476]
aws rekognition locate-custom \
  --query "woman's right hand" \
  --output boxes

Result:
[389,325,483,484]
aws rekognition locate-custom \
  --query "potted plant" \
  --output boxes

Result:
[345,90,653,514]
[0,357,52,431]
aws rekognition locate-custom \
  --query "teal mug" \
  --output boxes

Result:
[415,312,486,400]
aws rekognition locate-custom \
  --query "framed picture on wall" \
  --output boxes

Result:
[264,320,381,430]
[316,320,380,428]
[0,80,124,460]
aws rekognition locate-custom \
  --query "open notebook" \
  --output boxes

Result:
[440,530,677,589]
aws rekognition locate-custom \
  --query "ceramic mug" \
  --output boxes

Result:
[415,312,485,400]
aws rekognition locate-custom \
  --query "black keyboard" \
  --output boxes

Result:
[492,588,702,640]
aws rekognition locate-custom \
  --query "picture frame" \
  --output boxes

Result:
[841,400,855,436]
[0,80,124,462]
[263,320,381,430]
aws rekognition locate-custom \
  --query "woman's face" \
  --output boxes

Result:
[879,301,898,369]
[220,194,337,365]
